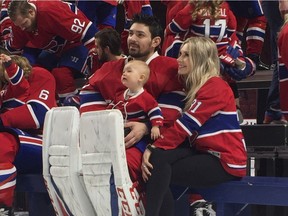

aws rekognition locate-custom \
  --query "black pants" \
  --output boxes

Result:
[145,146,239,216]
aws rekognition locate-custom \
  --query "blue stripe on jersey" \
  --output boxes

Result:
[5,40,23,55]
[170,20,188,33]
[80,91,106,105]
[179,112,240,136]
[157,91,185,109]
[0,170,16,183]
[28,101,49,127]
[10,67,23,85]
[141,6,153,16]
[191,25,228,39]
[246,29,265,39]
[0,9,8,21]
[226,28,235,38]
[148,107,162,119]
[127,110,146,120]
[4,128,43,173]
[279,64,288,80]
[81,24,97,45]
[124,20,132,30]
[70,3,77,14]
[198,113,240,136]
[3,99,25,109]
[178,113,201,133]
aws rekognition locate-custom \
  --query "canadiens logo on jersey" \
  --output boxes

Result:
[42,36,66,54]
[0,85,8,98]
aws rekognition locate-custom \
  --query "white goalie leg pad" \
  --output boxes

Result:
[106,110,145,216]
[43,107,96,216]
[80,111,114,216]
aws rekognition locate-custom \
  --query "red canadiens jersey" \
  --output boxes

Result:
[124,0,152,22]
[0,0,12,41]
[153,77,247,177]
[108,88,163,127]
[8,0,96,54]
[80,53,185,127]
[161,0,188,24]
[0,64,57,131]
[166,1,238,55]
[161,0,188,56]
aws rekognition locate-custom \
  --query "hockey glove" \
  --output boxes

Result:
[219,45,241,67]
[225,58,255,81]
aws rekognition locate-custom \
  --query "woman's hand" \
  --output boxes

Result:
[124,121,148,148]
[0,54,11,63]
[141,148,153,182]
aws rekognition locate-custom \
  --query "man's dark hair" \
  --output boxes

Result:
[94,28,122,56]
[8,0,33,21]
[131,13,163,42]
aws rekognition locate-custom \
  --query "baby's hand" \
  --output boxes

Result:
[151,126,161,140]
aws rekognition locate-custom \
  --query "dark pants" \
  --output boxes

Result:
[145,146,238,216]
[261,1,283,113]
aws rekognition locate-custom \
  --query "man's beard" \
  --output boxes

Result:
[99,52,109,63]
[128,48,150,59]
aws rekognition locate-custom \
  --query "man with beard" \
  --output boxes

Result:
[94,28,124,68]
[79,13,185,213]
[5,0,97,105]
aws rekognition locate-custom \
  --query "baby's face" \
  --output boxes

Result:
[121,62,146,91]
[121,63,142,88]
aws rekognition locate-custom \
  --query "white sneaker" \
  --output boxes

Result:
[190,199,216,216]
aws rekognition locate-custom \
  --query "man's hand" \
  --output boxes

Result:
[124,121,148,148]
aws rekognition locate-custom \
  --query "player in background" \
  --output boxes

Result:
[0,0,12,45]
[165,0,255,123]
[0,51,57,215]
[261,1,287,124]
[63,28,125,108]
[277,12,288,123]
[161,0,188,58]
[228,0,269,70]
[108,60,163,143]
[75,0,117,30]
[5,0,97,105]
[94,28,125,68]
[119,0,153,55]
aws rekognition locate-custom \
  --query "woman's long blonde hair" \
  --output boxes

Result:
[11,55,32,79]
[0,55,32,84]
[190,0,224,21]
[180,37,220,111]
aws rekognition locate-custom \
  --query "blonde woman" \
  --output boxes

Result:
[142,37,247,216]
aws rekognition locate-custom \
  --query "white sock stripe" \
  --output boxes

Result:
[0,166,16,175]
[0,179,16,190]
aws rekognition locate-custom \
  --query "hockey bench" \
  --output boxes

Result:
[16,174,288,216]
[175,176,288,216]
